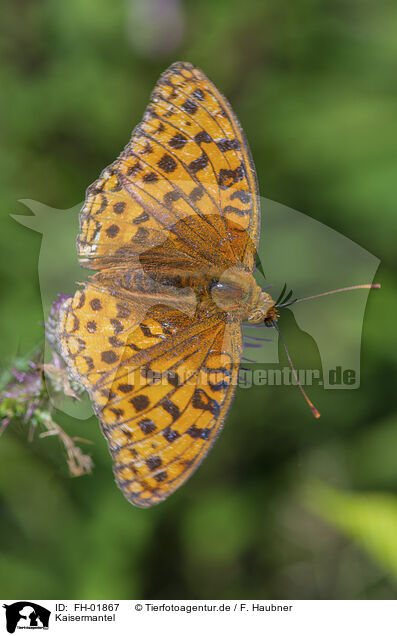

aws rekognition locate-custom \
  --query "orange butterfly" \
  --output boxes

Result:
[57,62,277,507]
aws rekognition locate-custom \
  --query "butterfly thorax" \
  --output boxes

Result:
[139,263,277,324]
[209,267,276,324]
[92,262,276,326]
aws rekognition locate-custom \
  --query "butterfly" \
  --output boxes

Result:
[57,62,277,507]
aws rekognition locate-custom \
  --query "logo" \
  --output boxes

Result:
[2,602,50,633]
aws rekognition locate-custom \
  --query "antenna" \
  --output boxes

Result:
[271,319,320,419]
[277,283,380,308]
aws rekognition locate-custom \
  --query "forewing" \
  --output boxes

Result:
[77,62,259,273]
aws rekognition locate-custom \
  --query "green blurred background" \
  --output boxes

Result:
[0,0,396,599]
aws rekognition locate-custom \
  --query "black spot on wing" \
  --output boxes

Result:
[74,291,85,309]
[143,171,158,183]
[110,318,123,334]
[167,371,180,387]
[164,190,181,205]
[218,166,245,189]
[118,383,133,393]
[223,205,251,217]
[90,298,102,311]
[189,186,204,201]
[158,153,177,173]
[106,224,120,238]
[192,88,205,101]
[194,131,212,144]
[113,201,126,214]
[163,427,180,443]
[182,99,197,114]
[187,426,211,440]
[133,211,149,224]
[192,388,220,417]
[216,138,240,152]
[160,399,180,422]
[101,350,118,364]
[139,418,157,434]
[110,407,124,420]
[154,470,168,482]
[127,161,141,177]
[230,190,251,203]
[130,394,150,412]
[169,133,188,149]
[188,153,209,174]
[146,456,162,470]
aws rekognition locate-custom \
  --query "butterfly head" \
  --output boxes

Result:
[246,289,278,325]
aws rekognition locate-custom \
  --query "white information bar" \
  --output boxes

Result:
[1,599,395,635]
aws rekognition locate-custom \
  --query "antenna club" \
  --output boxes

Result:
[310,405,321,419]
[305,393,321,419]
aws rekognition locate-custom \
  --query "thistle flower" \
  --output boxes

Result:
[2,357,45,434]
[0,294,93,477]
[45,292,72,351]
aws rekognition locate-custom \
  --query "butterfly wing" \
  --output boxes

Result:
[58,284,241,507]
[77,62,260,273]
